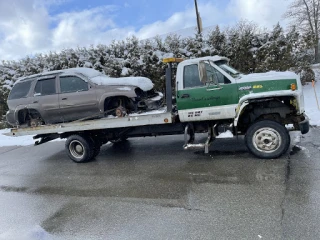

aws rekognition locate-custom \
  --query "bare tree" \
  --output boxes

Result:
[284,0,320,62]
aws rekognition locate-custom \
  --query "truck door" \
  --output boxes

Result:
[176,61,239,122]
[58,75,99,122]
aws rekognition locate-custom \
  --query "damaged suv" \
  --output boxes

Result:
[6,68,162,127]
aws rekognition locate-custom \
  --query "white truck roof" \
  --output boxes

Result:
[181,56,229,65]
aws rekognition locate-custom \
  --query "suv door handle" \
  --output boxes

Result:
[181,94,190,98]
[33,101,38,103]
[62,98,68,100]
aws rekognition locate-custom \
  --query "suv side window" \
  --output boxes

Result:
[8,80,33,100]
[60,76,88,93]
[183,64,203,88]
[34,78,56,96]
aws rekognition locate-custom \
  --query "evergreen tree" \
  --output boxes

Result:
[206,25,227,56]
[185,29,207,57]
[224,21,257,73]
[256,23,291,72]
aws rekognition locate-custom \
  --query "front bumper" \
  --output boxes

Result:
[299,117,309,134]
[138,92,163,110]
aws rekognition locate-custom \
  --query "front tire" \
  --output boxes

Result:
[245,120,290,159]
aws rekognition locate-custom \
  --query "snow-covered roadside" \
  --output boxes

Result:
[303,82,320,126]
[0,129,35,146]
[0,129,64,147]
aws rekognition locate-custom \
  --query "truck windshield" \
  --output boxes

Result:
[215,61,241,78]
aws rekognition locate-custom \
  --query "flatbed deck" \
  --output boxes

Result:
[4,111,173,137]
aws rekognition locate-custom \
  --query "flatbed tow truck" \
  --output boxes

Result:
[4,56,309,162]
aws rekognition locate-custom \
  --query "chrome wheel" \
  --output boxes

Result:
[69,140,85,159]
[245,120,290,159]
[252,127,281,153]
[65,135,95,163]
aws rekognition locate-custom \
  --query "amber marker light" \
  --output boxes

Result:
[291,83,296,91]
[164,118,169,123]
[162,58,184,63]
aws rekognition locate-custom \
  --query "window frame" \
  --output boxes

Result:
[183,64,205,89]
[205,60,233,85]
[33,77,57,96]
[59,75,89,94]
[8,80,34,100]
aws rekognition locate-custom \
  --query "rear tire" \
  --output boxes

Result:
[245,120,290,159]
[65,135,94,163]
[90,138,101,158]
[92,146,101,158]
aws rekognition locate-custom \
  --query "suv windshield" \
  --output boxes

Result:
[8,80,33,100]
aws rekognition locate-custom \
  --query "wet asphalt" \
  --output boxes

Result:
[0,128,319,240]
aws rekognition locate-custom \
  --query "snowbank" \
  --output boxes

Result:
[303,82,320,126]
[0,225,54,240]
[216,130,234,138]
[0,129,35,146]
[0,129,64,146]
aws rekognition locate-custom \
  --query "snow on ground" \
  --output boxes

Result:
[0,225,55,240]
[303,81,320,126]
[0,129,64,146]
[216,130,234,138]
[0,129,35,146]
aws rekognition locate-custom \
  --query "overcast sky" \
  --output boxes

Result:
[0,0,293,61]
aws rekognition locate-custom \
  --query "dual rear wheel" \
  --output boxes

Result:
[65,134,127,163]
[65,135,101,163]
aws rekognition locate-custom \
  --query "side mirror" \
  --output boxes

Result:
[198,61,207,84]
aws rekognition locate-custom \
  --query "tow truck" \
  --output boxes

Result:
[4,56,309,162]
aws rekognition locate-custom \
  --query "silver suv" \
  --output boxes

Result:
[6,68,162,127]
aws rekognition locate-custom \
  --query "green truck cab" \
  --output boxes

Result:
[171,56,309,159]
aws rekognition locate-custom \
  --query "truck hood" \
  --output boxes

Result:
[239,71,298,82]
[237,70,305,115]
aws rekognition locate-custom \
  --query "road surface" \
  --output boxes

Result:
[0,128,319,239]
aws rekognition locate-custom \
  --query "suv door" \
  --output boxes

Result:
[58,75,99,122]
[176,61,239,122]
[33,76,61,124]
